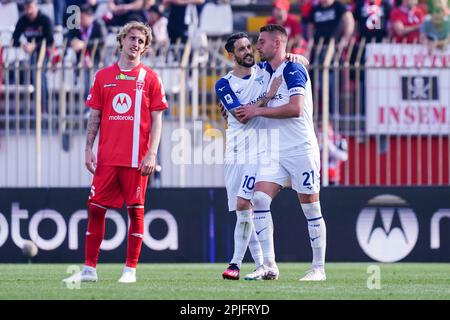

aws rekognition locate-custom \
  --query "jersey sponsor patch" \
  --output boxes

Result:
[103,83,117,88]
[112,93,132,114]
[115,73,136,81]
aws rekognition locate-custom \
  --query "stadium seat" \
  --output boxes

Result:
[0,2,19,45]
[246,16,270,32]
[199,3,233,36]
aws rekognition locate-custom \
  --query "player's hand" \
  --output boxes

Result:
[286,53,309,66]
[22,42,36,54]
[219,103,228,120]
[235,104,258,123]
[266,76,282,100]
[85,149,97,175]
[139,152,156,176]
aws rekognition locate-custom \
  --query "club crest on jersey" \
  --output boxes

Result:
[136,80,145,91]
[255,76,264,85]
[116,73,136,81]
[112,93,132,114]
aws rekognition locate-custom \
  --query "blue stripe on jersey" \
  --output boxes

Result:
[307,216,323,222]
[283,62,307,96]
[264,62,274,77]
[257,61,268,71]
[215,78,241,111]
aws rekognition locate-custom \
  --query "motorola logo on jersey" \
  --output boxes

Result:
[356,194,419,262]
[112,93,132,114]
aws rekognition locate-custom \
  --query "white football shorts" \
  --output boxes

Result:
[224,163,258,211]
[256,152,321,194]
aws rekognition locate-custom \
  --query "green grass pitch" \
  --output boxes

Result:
[0,263,449,300]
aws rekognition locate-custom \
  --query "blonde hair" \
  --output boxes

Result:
[116,21,152,55]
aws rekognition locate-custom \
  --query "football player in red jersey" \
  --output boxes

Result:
[64,21,168,284]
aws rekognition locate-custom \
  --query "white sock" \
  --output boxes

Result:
[248,225,263,269]
[252,191,276,267]
[82,265,96,273]
[301,201,326,269]
[123,266,136,274]
[230,209,253,268]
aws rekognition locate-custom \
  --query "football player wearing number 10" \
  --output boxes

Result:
[236,24,327,281]
[215,32,306,281]
[63,21,168,284]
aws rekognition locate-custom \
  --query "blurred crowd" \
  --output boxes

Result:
[1,0,448,115]
[2,0,448,66]
[273,0,449,54]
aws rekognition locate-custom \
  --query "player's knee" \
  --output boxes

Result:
[236,197,251,211]
[252,191,272,210]
[236,210,252,223]
[301,201,322,219]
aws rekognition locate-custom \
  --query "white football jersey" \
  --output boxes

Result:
[215,64,270,163]
[263,61,319,157]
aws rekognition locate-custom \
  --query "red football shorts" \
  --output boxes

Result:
[88,165,149,208]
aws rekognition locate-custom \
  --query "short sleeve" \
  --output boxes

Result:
[149,74,169,112]
[86,72,103,110]
[215,78,240,111]
[283,62,308,96]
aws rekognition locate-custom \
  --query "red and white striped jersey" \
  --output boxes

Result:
[86,63,168,168]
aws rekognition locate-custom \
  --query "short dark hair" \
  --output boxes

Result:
[225,32,249,53]
[80,4,94,15]
[260,24,288,39]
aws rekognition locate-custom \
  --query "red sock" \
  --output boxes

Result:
[126,206,144,268]
[84,203,107,268]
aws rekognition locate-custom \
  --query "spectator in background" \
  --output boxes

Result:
[163,0,205,44]
[54,0,66,27]
[420,0,450,49]
[299,0,319,40]
[353,0,392,42]
[67,4,107,66]
[307,0,355,47]
[317,122,348,186]
[105,0,147,26]
[307,0,354,114]
[268,0,307,54]
[147,4,169,47]
[67,4,107,101]
[12,0,54,113]
[390,0,425,43]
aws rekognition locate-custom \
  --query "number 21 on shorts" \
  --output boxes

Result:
[302,170,315,186]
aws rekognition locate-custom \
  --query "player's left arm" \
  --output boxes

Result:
[139,110,163,176]
[236,63,307,121]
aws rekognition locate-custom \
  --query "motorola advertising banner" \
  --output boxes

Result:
[365,43,450,135]
[0,187,449,263]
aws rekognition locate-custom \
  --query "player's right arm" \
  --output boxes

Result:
[85,72,103,174]
[215,78,241,120]
[85,109,101,174]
